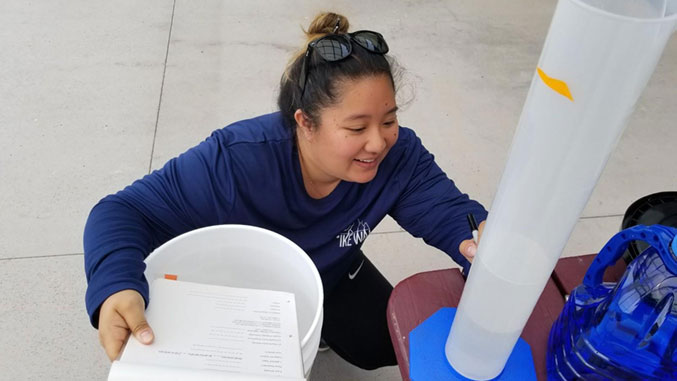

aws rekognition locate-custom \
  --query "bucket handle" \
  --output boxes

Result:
[583,225,677,288]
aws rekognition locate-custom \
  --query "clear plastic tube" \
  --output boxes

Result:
[445,1,677,379]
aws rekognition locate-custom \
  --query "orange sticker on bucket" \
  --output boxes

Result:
[537,67,573,102]
[164,274,178,280]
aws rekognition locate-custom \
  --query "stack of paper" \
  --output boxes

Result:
[108,279,305,380]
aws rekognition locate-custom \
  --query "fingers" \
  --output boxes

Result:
[122,304,154,346]
[460,220,486,262]
[98,289,154,362]
[459,239,478,262]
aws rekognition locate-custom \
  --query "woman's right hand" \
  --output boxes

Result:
[459,220,486,263]
[98,289,154,361]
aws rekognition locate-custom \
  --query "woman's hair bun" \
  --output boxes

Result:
[305,12,349,39]
[277,10,399,131]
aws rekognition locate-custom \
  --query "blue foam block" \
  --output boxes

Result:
[409,307,536,381]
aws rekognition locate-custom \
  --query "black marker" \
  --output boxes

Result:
[466,213,479,244]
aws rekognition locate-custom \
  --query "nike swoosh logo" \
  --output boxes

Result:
[348,259,365,280]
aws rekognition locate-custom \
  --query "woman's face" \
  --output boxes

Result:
[298,75,399,186]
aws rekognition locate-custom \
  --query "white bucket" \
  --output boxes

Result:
[143,224,324,377]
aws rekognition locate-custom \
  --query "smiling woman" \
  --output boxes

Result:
[295,76,399,198]
[83,11,488,373]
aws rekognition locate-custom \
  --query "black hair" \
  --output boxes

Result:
[277,12,396,130]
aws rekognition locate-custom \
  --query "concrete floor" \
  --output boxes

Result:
[1,0,675,380]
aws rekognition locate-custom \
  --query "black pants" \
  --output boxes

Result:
[321,251,398,370]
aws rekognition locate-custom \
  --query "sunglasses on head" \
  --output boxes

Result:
[298,30,390,98]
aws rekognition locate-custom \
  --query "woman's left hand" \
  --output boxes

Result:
[459,220,485,263]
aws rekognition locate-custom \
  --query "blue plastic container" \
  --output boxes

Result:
[548,225,677,380]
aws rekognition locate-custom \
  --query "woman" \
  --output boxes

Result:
[84,12,487,371]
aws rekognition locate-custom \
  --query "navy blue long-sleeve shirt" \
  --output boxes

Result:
[83,112,487,327]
